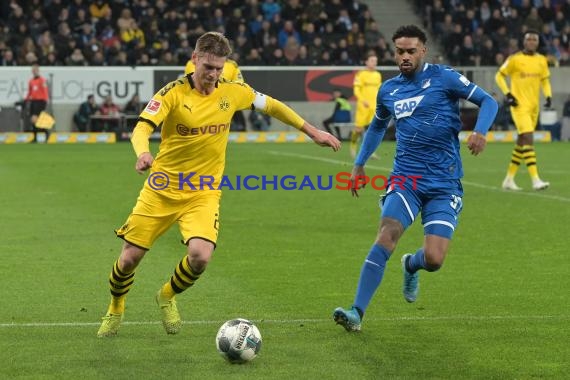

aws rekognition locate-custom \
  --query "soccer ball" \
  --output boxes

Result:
[215,318,262,364]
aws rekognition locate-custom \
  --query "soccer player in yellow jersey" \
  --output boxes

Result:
[351,53,382,158]
[97,32,341,338]
[495,30,552,191]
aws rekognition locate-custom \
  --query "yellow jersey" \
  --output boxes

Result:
[135,75,304,197]
[353,69,382,104]
[496,52,552,109]
[139,76,255,195]
[184,59,244,82]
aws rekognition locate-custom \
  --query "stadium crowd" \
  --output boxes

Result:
[1,0,568,68]
[0,0,390,67]
[415,0,570,67]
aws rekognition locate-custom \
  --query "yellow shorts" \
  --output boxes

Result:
[115,188,221,249]
[354,103,375,128]
[511,108,539,135]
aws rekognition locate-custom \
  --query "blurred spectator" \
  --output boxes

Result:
[294,45,312,65]
[243,48,265,65]
[322,88,352,139]
[123,93,143,130]
[28,9,49,41]
[8,6,26,34]
[18,37,37,65]
[41,51,63,66]
[278,20,300,49]
[73,94,99,132]
[505,8,524,38]
[70,8,89,35]
[538,0,555,25]
[364,21,383,47]
[283,36,300,64]
[281,0,303,22]
[48,0,67,27]
[90,0,110,20]
[479,38,498,66]
[317,49,332,65]
[54,22,74,63]
[480,1,492,24]
[305,0,324,21]
[98,94,120,132]
[261,0,281,21]
[249,109,271,131]
[267,47,286,65]
[357,9,375,32]
[66,48,87,65]
[1,48,17,66]
[120,20,145,50]
[336,9,352,35]
[123,94,144,115]
[523,8,544,32]
[117,8,135,31]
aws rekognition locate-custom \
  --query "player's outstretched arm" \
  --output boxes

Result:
[131,122,155,174]
[260,95,340,151]
[349,165,367,198]
[300,121,341,151]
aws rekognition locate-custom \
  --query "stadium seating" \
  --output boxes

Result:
[0,0,387,67]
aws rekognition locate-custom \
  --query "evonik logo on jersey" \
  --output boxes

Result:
[394,95,424,119]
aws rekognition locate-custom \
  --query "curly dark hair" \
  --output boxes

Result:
[392,25,427,44]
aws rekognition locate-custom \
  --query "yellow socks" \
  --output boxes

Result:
[107,260,134,314]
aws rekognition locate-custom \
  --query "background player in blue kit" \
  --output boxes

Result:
[333,25,498,332]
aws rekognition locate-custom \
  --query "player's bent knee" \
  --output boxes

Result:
[424,253,444,272]
[187,246,213,273]
[425,261,443,272]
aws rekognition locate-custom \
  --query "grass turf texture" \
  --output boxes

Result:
[1,142,568,379]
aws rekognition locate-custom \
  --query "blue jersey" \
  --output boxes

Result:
[358,63,496,180]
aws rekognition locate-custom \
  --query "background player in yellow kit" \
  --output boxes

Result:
[97,32,341,338]
[185,56,243,82]
[350,53,382,158]
[495,30,552,191]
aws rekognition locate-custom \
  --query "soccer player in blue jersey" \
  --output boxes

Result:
[333,25,498,332]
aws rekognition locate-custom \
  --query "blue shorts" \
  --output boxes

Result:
[379,176,464,239]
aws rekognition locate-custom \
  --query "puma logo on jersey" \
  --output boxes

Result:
[394,95,424,119]
[183,104,192,113]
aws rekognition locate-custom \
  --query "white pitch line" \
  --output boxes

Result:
[1,315,568,328]
[268,151,570,203]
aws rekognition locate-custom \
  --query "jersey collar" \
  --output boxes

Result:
[187,73,219,90]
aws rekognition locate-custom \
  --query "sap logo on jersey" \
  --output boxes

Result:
[394,95,424,119]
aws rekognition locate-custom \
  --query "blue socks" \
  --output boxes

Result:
[406,248,427,273]
[353,244,391,315]
[406,248,443,272]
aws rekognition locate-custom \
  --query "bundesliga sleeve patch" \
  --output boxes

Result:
[145,99,161,115]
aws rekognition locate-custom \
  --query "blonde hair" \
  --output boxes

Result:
[195,32,232,57]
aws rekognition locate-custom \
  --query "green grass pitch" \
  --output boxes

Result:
[0,141,568,379]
